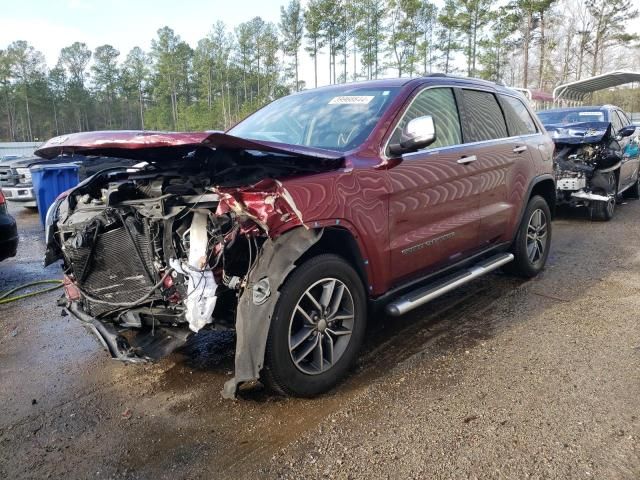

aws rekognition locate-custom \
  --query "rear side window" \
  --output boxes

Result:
[500,95,538,135]
[388,87,462,151]
[461,89,508,142]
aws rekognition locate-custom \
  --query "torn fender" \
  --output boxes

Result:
[222,227,322,399]
[214,179,306,236]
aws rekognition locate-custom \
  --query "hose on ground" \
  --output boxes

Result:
[0,280,63,305]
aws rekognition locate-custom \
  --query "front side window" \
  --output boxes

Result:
[461,89,508,142]
[388,87,462,152]
[611,110,623,133]
[500,95,538,135]
[228,87,399,152]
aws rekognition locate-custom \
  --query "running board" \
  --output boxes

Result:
[385,253,514,316]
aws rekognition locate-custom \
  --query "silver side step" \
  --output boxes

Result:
[386,253,514,316]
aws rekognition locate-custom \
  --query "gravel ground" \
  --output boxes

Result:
[0,200,639,479]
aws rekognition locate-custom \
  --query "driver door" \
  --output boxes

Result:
[387,87,481,285]
[614,110,640,190]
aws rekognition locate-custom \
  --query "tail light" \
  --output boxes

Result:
[0,189,5,205]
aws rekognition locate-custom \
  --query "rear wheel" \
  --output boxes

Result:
[503,195,551,278]
[261,254,367,397]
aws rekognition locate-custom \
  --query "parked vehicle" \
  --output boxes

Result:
[0,189,18,262]
[39,76,555,398]
[0,155,137,208]
[0,156,40,207]
[538,106,640,220]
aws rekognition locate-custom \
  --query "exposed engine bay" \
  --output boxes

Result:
[44,149,338,377]
[548,122,623,205]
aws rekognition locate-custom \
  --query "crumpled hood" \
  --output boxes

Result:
[544,121,612,145]
[35,130,344,162]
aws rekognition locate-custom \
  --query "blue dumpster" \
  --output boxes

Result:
[31,163,79,227]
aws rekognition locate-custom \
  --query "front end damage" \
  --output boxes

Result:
[42,137,341,397]
[548,122,621,208]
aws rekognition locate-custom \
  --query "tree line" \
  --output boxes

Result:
[1,0,638,143]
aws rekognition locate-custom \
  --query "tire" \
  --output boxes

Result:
[261,254,367,397]
[591,171,617,221]
[591,196,615,221]
[503,195,552,278]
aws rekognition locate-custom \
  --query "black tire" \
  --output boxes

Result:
[591,196,615,221]
[261,254,367,397]
[503,195,552,278]
[591,171,617,221]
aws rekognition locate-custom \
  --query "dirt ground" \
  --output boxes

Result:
[0,199,638,480]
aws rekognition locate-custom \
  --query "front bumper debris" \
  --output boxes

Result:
[66,302,192,362]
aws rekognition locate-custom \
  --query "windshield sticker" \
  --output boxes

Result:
[578,112,603,116]
[329,95,375,105]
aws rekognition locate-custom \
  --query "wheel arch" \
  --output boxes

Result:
[296,227,370,293]
[529,176,556,219]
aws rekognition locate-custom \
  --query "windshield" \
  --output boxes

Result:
[538,109,607,125]
[228,87,400,152]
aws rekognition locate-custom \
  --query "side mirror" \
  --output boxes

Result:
[618,125,636,138]
[388,115,436,156]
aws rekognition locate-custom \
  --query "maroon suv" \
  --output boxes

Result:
[39,76,555,398]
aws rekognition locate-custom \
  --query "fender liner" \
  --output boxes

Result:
[222,227,322,399]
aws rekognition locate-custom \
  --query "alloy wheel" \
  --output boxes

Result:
[288,278,355,375]
[526,208,548,264]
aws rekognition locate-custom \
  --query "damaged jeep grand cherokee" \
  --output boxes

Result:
[40,77,555,398]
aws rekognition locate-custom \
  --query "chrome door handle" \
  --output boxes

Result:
[513,145,528,153]
[457,155,477,165]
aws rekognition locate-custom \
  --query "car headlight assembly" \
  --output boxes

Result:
[15,167,32,182]
[44,197,63,246]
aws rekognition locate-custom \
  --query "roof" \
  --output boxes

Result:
[553,71,640,102]
[295,74,508,95]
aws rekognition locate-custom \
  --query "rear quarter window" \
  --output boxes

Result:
[461,89,508,142]
[500,95,538,135]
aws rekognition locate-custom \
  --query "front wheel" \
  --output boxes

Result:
[591,196,615,221]
[261,254,367,397]
[504,195,552,278]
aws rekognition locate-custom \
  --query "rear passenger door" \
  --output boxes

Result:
[456,88,536,248]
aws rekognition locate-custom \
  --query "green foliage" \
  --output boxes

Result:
[280,0,305,90]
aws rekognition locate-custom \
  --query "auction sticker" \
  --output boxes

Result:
[329,95,374,105]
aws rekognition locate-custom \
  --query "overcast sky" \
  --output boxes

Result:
[1,0,330,84]
[2,0,639,89]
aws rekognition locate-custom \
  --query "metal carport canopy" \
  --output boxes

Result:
[553,70,640,102]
